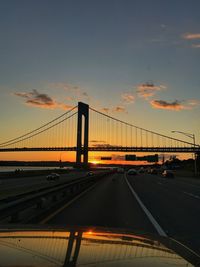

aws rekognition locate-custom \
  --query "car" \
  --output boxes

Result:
[138,167,145,173]
[0,226,198,267]
[162,170,174,178]
[127,169,137,175]
[86,171,94,176]
[150,168,158,175]
[46,173,60,180]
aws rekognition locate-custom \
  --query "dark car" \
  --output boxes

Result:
[0,226,199,267]
[150,168,158,175]
[127,169,137,175]
[162,170,174,178]
[87,171,94,176]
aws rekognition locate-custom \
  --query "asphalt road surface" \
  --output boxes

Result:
[42,172,200,255]
[0,171,91,199]
[127,173,200,254]
[44,173,157,233]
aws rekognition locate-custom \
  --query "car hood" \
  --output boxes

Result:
[0,226,199,267]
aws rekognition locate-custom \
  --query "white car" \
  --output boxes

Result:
[162,170,174,178]
[46,173,60,181]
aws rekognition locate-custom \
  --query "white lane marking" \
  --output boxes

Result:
[157,182,163,185]
[183,191,200,199]
[125,174,167,237]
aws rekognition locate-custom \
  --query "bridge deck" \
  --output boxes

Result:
[0,146,199,153]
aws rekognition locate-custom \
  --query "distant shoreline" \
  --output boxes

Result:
[0,161,73,167]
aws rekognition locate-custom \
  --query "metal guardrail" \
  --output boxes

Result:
[0,173,91,203]
[0,171,113,224]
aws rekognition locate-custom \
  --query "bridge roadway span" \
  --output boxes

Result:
[0,146,200,153]
[40,172,200,255]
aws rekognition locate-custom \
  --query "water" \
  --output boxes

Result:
[0,166,73,173]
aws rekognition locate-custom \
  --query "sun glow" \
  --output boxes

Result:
[90,160,100,165]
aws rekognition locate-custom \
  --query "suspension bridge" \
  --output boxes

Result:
[0,102,199,165]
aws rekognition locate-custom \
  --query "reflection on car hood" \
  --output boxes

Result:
[0,226,199,267]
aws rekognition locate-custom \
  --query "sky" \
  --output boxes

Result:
[0,0,200,163]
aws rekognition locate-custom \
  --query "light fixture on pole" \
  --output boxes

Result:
[171,131,197,176]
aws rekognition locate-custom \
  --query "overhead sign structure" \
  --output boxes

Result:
[101,157,112,160]
[125,155,137,161]
[125,154,158,162]
[146,154,158,162]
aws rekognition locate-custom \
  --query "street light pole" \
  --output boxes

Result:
[171,131,197,177]
[59,152,67,168]
[193,134,197,178]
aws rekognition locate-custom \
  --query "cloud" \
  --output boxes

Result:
[90,140,106,144]
[91,143,115,148]
[101,107,110,113]
[150,100,184,110]
[186,99,200,107]
[50,82,80,92]
[182,33,200,40]
[137,82,166,99]
[14,89,73,110]
[58,103,76,110]
[150,99,200,111]
[49,82,90,101]
[113,106,126,113]
[121,93,135,104]
[101,106,126,113]
[191,44,200,48]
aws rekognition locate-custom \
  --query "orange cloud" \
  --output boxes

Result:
[150,100,184,111]
[14,89,73,110]
[101,106,126,113]
[137,82,166,99]
[150,99,200,111]
[91,143,114,147]
[101,107,110,113]
[90,140,106,144]
[182,33,200,40]
[113,106,126,113]
[121,93,135,103]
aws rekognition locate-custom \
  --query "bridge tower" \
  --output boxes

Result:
[76,102,89,166]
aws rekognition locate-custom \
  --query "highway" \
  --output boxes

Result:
[41,171,200,254]
[43,172,156,232]
[127,173,200,254]
[0,171,91,200]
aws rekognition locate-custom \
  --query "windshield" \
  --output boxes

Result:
[0,0,200,266]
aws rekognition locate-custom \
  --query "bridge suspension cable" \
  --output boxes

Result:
[0,106,78,150]
[0,102,199,154]
[89,107,198,151]
[0,105,77,146]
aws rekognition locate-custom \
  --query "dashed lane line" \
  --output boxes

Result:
[183,191,200,199]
